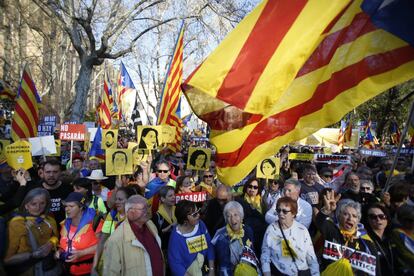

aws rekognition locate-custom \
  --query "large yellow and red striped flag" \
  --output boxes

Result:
[157,23,184,152]
[11,68,41,141]
[99,71,114,129]
[183,0,414,185]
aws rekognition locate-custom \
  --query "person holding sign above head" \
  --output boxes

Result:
[261,197,319,276]
[168,200,215,276]
[316,191,378,275]
[138,127,159,150]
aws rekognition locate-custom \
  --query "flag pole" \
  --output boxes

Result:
[384,99,414,192]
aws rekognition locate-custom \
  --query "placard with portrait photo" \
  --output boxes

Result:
[160,125,176,144]
[187,147,211,171]
[256,157,280,179]
[128,142,148,164]
[105,148,133,176]
[137,126,160,149]
[102,129,118,149]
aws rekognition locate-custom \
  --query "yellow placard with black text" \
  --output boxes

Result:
[5,140,33,170]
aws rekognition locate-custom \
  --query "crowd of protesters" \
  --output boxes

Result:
[0,134,413,276]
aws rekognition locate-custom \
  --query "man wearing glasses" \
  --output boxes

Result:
[265,178,312,228]
[103,195,163,275]
[203,184,233,236]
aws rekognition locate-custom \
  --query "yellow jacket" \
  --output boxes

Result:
[102,219,163,276]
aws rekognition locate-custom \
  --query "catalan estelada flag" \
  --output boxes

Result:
[99,71,114,129]
[363,119,375,149]
[89,126,105,162]
[117,62,135,122]
[157,23,184,152]
[11,68,41,141]
[183,0,414,185]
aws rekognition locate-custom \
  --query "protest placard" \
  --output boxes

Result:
[47,139,61,157]
[323,240,376,275]
[137,126,160,149]
[102,129,118,149]
[315,154,351,164]
[59,124,86,141]
[359,148,387,157]
[256,157,280,179]
[5,140,33,170]
[187,147,211,171]
[176,191,208,203]
[28,136,57,156]
[128,142,148,164]
[288,153,314,161]
[160,125,176,144]
[105,148,133,176]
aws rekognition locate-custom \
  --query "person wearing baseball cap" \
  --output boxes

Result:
[58,192,103,275]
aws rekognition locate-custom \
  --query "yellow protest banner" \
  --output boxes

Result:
[102,129,118,149]
[105,148,133,176]
[256,157,280,179]
[128,142,148,164]
[187,147,211,171]
[288,153,314,161]
[84,132,91,152]
[0,139,11,161]
[137,126,160,149]
[5,140,33,170]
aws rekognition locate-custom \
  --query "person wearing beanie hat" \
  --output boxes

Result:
[58,192,103,275]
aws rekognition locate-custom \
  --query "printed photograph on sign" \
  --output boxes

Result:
[28,136,56,156]
[256,157,280,179]
[105,148,133,175]
[137,126,159,149]
[102,129,118,149]
[128,142,148,164]
[187,147,211,171]
[0,139,11,160]
[5,140,33,170]
[48,139,61,156]
[160,125,176,144]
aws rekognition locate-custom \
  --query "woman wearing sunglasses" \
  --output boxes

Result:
[261,197,319,276]
[236,178,267,256]
[364,203,395,275]
[168,200,215,276]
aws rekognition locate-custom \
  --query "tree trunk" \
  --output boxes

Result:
[70,59,93,122]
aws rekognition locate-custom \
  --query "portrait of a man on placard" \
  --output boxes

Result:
[102,129,118,149]
[106,149,133,175]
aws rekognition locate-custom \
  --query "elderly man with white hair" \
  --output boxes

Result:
[102,195,163,276]
[211,201,258,275]
[265,178,312,228]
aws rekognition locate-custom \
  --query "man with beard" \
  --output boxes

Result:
[32,159,72,224]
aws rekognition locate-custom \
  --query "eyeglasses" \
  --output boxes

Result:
[360,187,372,191]
[368,214,387,221]
[248,185,258,190]
[276,208,291,214]
[323,174,333,178]
[189,208,201,218]
[157,170,169,173]
[203,175,213,178]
